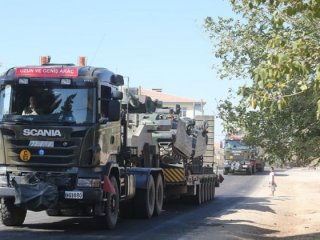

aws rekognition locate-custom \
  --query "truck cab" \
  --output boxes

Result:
[0,62,127,228]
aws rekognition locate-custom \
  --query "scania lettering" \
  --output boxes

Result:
[23,129,62,137]
[0,57,221,229]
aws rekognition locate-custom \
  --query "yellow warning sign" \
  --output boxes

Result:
[20,149,31,161]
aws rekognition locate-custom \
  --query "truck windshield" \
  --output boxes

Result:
[0,85,96,124]
[225,140,249,150]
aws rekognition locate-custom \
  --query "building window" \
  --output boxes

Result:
[181,107,187,117]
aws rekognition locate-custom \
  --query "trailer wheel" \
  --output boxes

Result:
[101,176,119,229]
[201,182,205,203]
[210,182,215,200]
[0,198,27,226]
[212,181,216,199]
[154,174,163,216]
[195,183,202,205]
[134,176,155,218]
[207,181,212,201]
[204,181,209,202]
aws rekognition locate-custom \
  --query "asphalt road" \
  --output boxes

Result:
[0,171,268,240]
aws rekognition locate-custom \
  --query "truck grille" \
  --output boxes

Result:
[4,138,81,166]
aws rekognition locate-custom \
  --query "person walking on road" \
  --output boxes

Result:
[269,167,277,196]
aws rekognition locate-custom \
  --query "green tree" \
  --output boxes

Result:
[205,0,320,166]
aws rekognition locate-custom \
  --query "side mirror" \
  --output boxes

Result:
[175,104,181,115]
[110,75,124,86]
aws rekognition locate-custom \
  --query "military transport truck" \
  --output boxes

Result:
[223,134,264,175]
[0,57,221,229]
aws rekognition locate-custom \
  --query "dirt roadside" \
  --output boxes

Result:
[211,167,320,240]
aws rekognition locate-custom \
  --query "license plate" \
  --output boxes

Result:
[29,140,54,148]
[65,191,83,199]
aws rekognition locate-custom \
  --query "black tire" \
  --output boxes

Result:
[204,181,209,202]
[154,174,164,216]
[195,184,202,205]
[201,182,205,203]
[223,168,229,175]
[101,176,119,229]
[212,181,216,199]
[134,176,155,218]
[208,181,212,201]
[211,180,215,200]
[247,167,253,175]
[0,198,27,226]
[215,176,220,187]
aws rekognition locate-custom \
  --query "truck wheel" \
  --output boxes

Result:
[134,176,155,218]
[195,183,202,205]
[208,181,212,201]
[154,174,163,216]
[102,176,119,229]
[201,182,205,203]
[223,168,228,175]
[215,177,220,187]
[205,181,209,202]
[212,181,216,199]
[0,198,27,226]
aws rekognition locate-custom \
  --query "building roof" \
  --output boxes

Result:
[141,88,205,104]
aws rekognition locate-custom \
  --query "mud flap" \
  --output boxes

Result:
[12,178,58,211]
[103,176,116,194]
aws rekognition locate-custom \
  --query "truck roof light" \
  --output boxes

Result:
[79,56,87,66]
[40,56,51,65]
[18,78,29,84]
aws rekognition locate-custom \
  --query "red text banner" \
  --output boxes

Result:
[15,67,79,78]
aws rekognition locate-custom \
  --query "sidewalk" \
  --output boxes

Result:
[213,168,320,239]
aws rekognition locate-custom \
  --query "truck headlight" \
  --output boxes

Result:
[77,178,100,188]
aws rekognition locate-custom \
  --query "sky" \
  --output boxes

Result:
[0,0,245,143]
